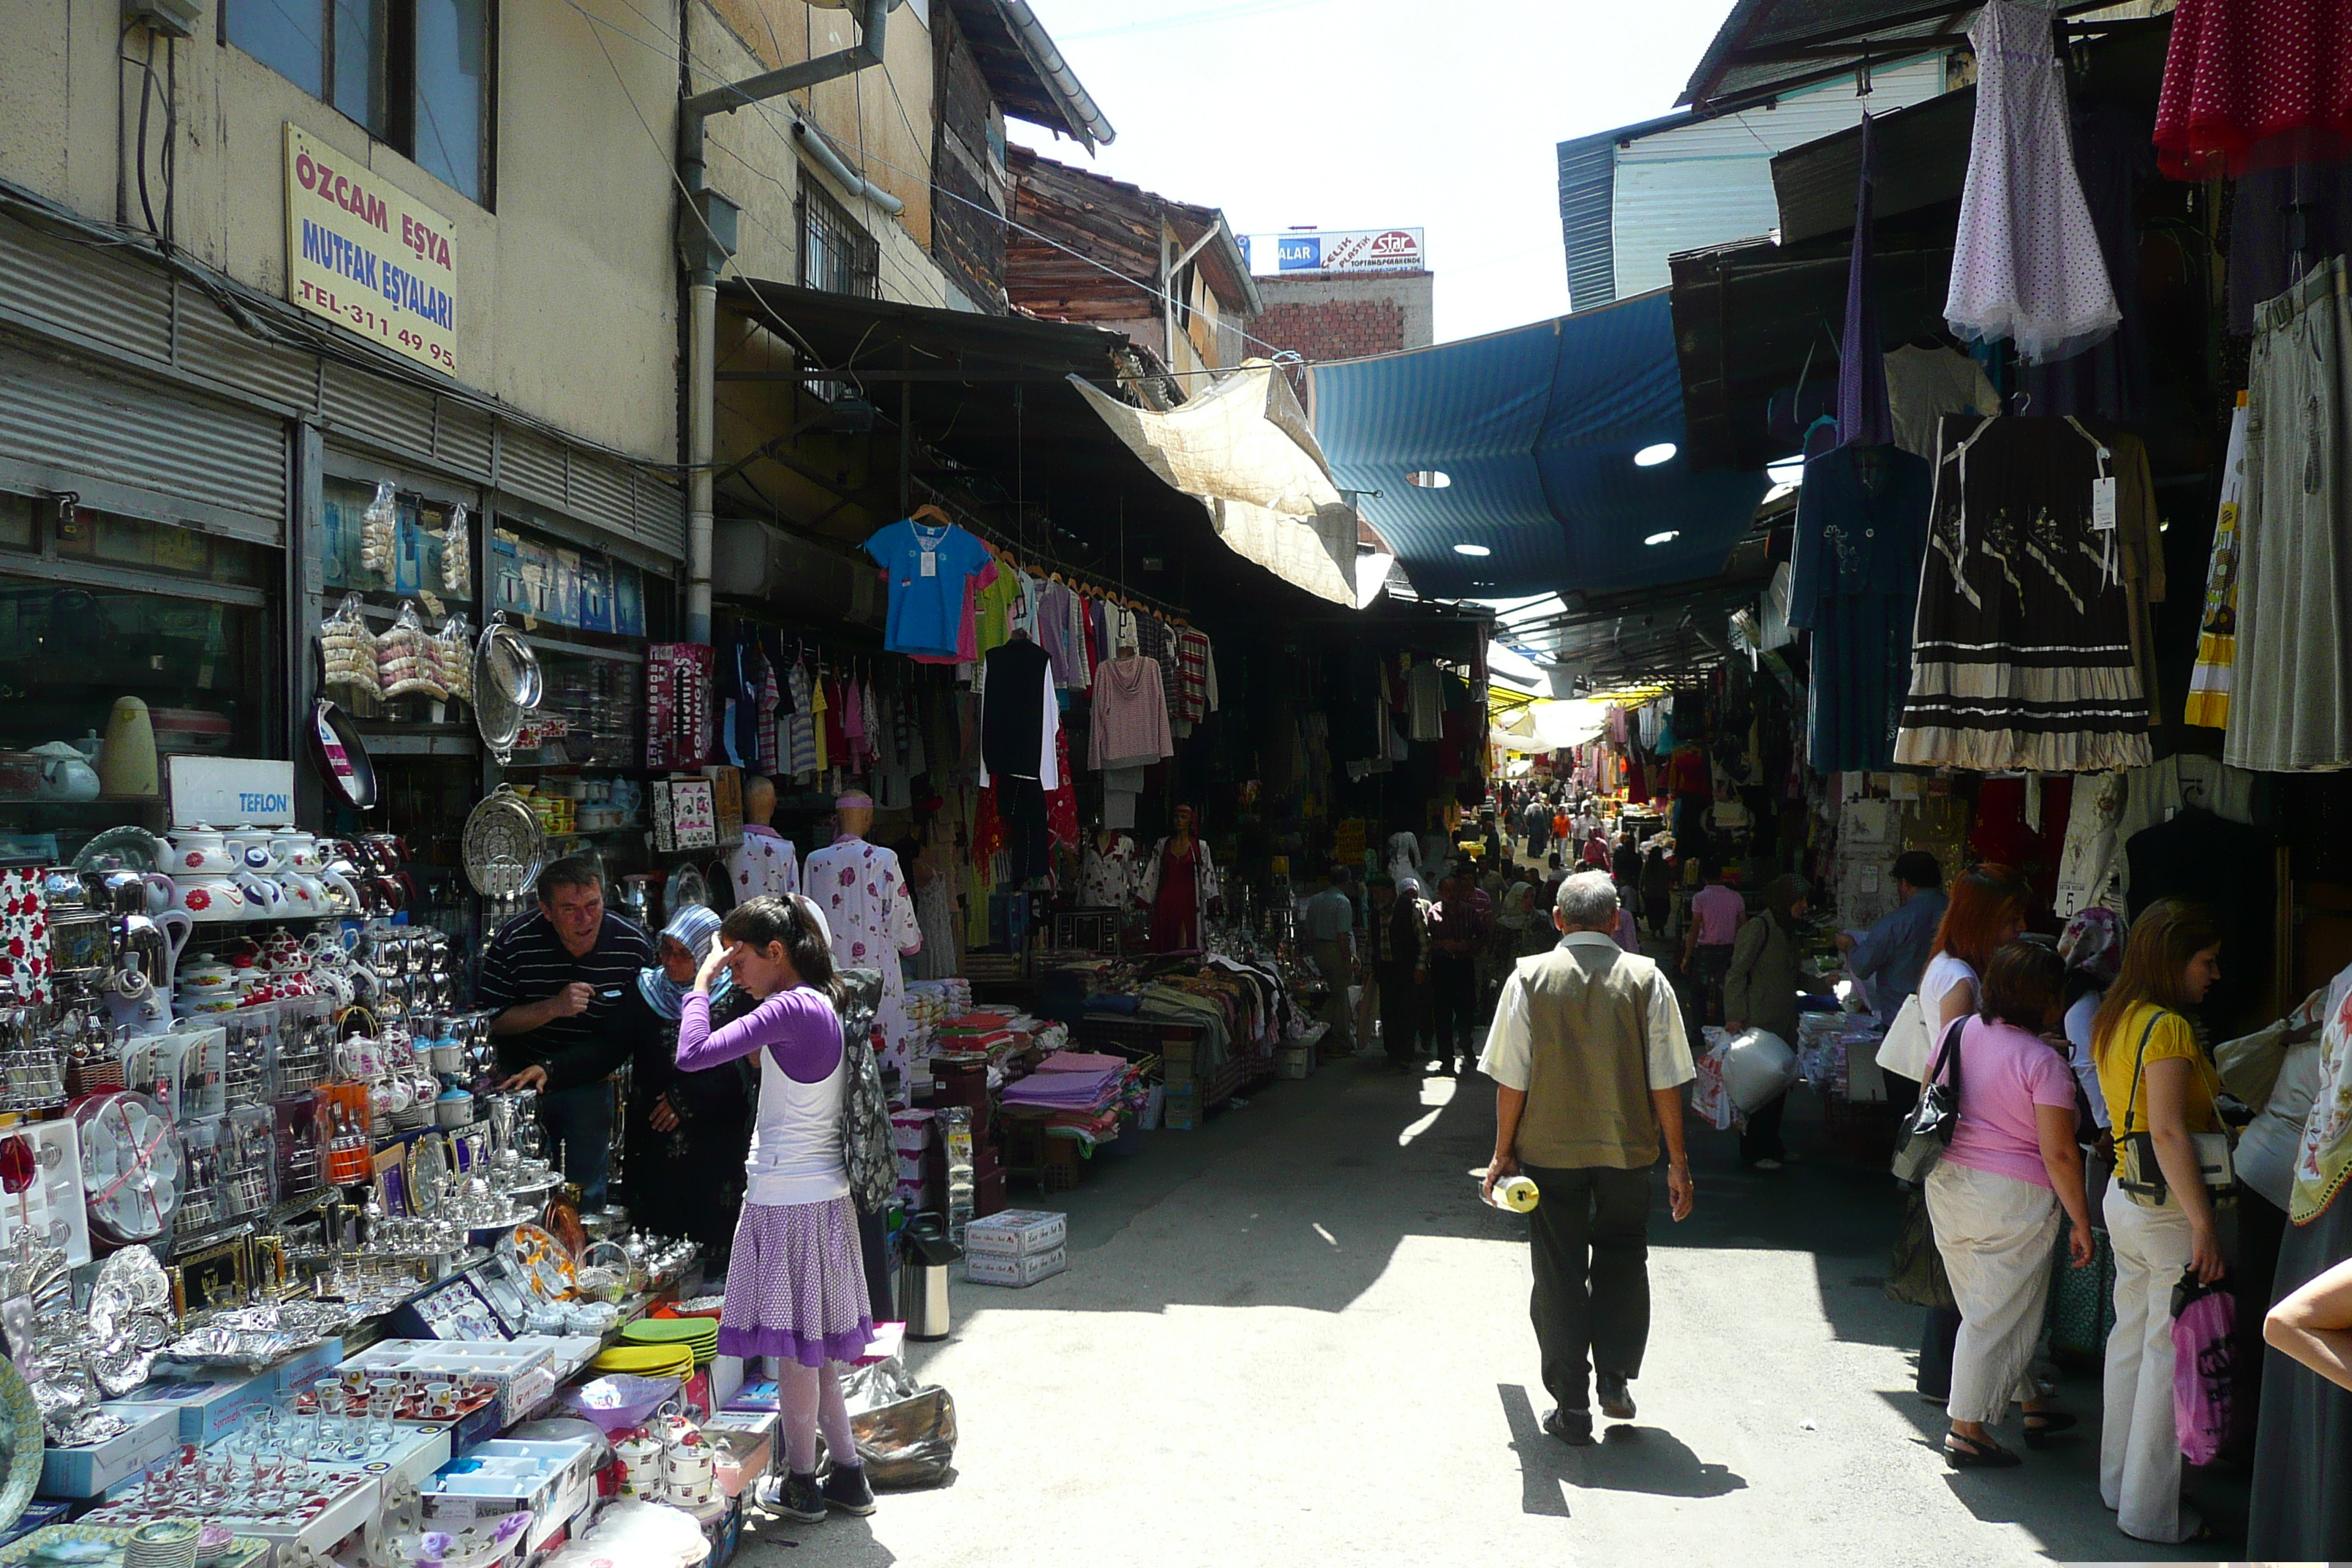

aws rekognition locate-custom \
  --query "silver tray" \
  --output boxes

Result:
[461,787,544,900]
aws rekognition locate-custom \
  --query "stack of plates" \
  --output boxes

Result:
[622,1316,720,1368]
[592,1343,695,1379]
[125,1521,201,1568]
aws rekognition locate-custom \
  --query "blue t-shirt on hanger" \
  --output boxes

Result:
[863,517,993,657]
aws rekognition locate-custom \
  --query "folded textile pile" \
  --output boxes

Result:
[999,1052,1142,1144]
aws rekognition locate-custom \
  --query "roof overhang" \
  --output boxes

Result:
[946,0,1115,149]
[1310,291,1771,602]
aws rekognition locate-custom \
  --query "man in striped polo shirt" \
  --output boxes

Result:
[479,856,653,1207]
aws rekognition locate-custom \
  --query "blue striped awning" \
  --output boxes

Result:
[1312,290,1768,600]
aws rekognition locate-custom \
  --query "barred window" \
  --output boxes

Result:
[797,181,879,300]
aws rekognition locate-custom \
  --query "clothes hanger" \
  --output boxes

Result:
[909,503,954,527]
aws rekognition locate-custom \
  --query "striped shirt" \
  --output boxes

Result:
[477,910,655,1071]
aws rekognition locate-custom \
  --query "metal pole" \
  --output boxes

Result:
[686,276,716,643]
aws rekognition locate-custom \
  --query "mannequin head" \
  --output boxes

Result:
[835,789,875,840]
[1171,804,1196,841]
[744,775,776,828]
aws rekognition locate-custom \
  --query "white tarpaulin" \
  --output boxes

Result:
[1068,361,1359,606]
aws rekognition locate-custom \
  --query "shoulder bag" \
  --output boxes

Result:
[1876,990,1936,1082]
[1892,1016,1969,1187]
[832,967,898,1214]
[2115,1009,2236,1207]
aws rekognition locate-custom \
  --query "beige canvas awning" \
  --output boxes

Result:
[1069,360,1360,606]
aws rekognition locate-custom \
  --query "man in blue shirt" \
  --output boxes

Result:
[1834,851,1947,1023]
[1302,867,1359,1055]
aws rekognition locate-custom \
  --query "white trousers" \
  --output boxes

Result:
[2101,1183,2198,1542]
[1926,1160,2061,1424]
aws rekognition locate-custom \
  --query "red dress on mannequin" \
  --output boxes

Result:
[1150,840,1200,951]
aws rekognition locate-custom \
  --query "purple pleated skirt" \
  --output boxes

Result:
[718,1195,874,1368]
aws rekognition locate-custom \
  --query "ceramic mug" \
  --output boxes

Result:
[424,1383,456,1417]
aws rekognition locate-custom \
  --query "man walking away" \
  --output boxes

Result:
[1681,863,1745,1026]
[1428,874,1483,1075]
[1482,870,1697,1445]
[1523,796,1552,864]
[1302,867,1357,1057]
[1366,874,1428,1071]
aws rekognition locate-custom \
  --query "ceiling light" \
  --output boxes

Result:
[1766,456,1806,486]
[1644,530,1680,546]
[1407,470,1452,489]
[1453,543,1491,557]
[1633,442,1677,467]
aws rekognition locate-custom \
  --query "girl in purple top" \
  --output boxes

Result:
[1924,941,2094,1469]
[679,894,875,1525]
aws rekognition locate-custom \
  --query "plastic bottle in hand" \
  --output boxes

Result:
[1493,1175,1539,1213]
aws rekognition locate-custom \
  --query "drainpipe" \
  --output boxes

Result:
[676,0,897,644]
[793,121,905,214]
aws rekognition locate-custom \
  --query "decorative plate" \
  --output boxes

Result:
[0,1355,45,1535]
[461,788,545,900]
[478,617,543,709]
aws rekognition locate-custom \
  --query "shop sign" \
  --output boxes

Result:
[1248,228,1425,275]
[169,758,296,828]
[283,124,461,378]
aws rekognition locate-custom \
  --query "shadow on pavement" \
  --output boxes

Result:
[1497,1381,1749,1509]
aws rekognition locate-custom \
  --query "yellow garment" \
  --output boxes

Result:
[972,566,1024,661]
[2095,1002,2220,1137]
[811,677,829,772]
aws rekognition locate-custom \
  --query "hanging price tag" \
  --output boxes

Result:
[919,551,938,578]
[2089,476,2118,531]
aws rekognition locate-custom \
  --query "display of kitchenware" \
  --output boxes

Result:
[170,875,249,924]
[74,1093,183,1245]
[165,829,235,878]
[72,826,171,878]
[29,741,99,803]
[461,788,545,900]
[307,700,378,810]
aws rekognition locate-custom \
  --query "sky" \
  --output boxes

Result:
[1004,0,1745,345]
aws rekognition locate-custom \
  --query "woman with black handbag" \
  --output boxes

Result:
[2089,899,2227,1545]
[1923,943,2095,1468]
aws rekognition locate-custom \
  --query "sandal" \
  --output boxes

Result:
[2021,1411,2078,1448]
[1944,1433,2022,1469]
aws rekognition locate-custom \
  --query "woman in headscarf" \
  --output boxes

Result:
[1722,872,1834,1169]
[619,904,757,1262]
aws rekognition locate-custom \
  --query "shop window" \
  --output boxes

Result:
[321,476,467,600]
[0,502,275,853]
[222,0,495,206]
[798,181,879,300]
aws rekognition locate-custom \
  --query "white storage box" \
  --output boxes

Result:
[424,1436,600,1550]
[38,1402,178,1497]
[965,1245,1066,1288]
[963,1209,1066,1258]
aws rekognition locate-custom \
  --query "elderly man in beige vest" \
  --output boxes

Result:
[1481,869,1696,1446]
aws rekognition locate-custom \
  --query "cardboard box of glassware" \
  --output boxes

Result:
[37,1401,178,1497]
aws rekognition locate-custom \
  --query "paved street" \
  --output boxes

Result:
[735,1049,2226,1568]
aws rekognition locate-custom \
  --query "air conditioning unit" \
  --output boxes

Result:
[712,517,883,627]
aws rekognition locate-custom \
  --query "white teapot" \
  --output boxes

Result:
[173,873,249,922]
[168,826,236,877]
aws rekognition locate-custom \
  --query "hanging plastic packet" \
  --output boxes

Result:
[380,601,448,701]
[359,480,398,578]
[316,593,382,699]
[442,504,471,596]
[440,612,475,704]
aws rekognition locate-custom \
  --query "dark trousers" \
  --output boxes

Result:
[1429,957,1477,1066]
[1688,943,1733,1026]
[1739,1087,1789,1164]
[1525,1161,1654,1414]
[1918,1306,1963,1398]
[1375,963,1423,1063]
[540,1082,612,1208]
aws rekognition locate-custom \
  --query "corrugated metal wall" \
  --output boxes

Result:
[1556,131,1621,313]
[0,210,680,558]
[1609,58,1945,298]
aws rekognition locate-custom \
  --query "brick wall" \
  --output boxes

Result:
[1251,298,1409,363]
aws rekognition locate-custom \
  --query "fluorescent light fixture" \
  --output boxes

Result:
[1406,470,1452,488]
[1644,529,1680,546]
[1453,543,1492,557]
[1766,456,1806,486]
[1633,442,1677,467]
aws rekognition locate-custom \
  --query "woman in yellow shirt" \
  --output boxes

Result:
[2089,899,2225,1545]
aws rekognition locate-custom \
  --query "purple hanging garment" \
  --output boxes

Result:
[1837,110,1896,449]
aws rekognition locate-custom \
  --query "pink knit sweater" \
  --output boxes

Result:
[1090,656,1173,768]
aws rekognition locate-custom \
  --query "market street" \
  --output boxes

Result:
[736,1049,2217,1568]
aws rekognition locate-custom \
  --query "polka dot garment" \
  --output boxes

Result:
[1945,0,2122,365]
[2155,0,2352,181]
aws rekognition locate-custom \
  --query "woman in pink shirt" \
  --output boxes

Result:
[1925,941,2095,1469]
